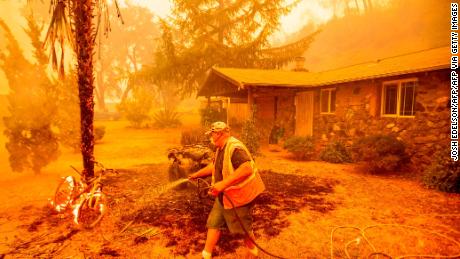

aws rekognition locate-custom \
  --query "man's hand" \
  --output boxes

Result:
[188,173,198,180]
[208,181,227,196]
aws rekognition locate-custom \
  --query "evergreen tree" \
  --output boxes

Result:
[0,16,59,173]
[158,0,299,94]
[55,70,81,151]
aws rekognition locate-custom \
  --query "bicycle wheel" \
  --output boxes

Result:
[54,176,76,212]
[77,191,107,228]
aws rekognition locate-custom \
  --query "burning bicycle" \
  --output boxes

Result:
[50,162,114,228]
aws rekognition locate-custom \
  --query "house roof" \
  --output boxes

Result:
[198,46,450,96]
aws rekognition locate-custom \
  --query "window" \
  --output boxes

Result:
[382,79,417,117]
[320,88,336,114]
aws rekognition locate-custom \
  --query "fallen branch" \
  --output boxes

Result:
[118,220,134,235]
[138,228,155,237]
[46,229,79,244]
[11,232,52,251]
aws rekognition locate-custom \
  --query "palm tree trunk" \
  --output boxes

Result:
[75,0,95,179]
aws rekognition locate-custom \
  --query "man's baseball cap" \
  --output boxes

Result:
[205,121,229,135]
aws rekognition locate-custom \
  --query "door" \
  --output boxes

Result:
[295,91,314,136]
[255,97,276,143]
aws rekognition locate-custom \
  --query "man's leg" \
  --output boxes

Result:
[222,201,258,257]
[204,198,226,258]
[203,228,221,258]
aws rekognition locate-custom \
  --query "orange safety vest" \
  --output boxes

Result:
[212,136,265,209]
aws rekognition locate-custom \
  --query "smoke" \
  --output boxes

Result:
[301,0,450,71]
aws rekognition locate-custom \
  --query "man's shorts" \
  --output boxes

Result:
[206,197,254,234]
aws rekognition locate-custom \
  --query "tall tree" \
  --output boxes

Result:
[0,16,59,173]
[158,0,299,95]
[94,4,160,108]
[42,0,122,179]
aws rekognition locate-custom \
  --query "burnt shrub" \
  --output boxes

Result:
[423,149,460,193]
[283,136,315,160]
[180,128,208,145]
[320,141,352,163]
[352,134,407,173]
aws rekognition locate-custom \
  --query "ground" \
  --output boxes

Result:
[0,120,459,258]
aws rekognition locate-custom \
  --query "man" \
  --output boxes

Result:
[188,121,265,259]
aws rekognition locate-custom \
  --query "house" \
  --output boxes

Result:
[198,46,451,167]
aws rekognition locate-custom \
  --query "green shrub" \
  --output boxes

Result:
[153,109,181,128]
[352,134,407,173]
[269,124,285,144]
[118,88,154,128]
[320,141,352,163]
[54,71,80,151]
[423,149,460,193]
[4,124,59,173]
[181,128,208,145]
[94,126,105,142]
[241,107,260,156]
[200,106,226,127]
[283,136,315,160]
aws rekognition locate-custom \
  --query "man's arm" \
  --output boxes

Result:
[188,163,213,179]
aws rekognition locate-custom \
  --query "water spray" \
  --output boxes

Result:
[148,178,190,197]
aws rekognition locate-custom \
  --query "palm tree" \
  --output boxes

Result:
[40,0,122,179]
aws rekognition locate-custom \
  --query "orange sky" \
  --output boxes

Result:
[0,0,333,95]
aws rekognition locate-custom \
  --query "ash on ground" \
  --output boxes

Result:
[113,167,339,256]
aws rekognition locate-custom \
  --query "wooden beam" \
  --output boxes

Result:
[248,87,254,118]
[226,97,230,126]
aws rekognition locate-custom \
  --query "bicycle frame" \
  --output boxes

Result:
[51,163,109,228]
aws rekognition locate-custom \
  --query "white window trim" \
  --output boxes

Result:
[381,78,417,118]
[320,88,336,115]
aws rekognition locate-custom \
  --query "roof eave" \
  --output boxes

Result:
[312,64,450,87]
[212,67,245,89]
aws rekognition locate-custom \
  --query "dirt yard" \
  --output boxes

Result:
[0,120,459,258]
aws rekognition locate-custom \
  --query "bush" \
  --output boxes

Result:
[118,88,154,128]
[153,109,181,128]
[269,124,285,144]
[241,107,260,156]
[94,126,105,142]
[181,128,208,145]
[3,123,59,173]
[283,136,315,160]
[54,71,81,151]
[320,141,352,163]
[200,106,226,127]
[423,149,460,193]
[352,134,407,173]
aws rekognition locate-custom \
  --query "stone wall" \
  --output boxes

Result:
[311,69,450,169]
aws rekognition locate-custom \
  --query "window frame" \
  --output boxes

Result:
[320,88,336,115]
[381,78,417,118]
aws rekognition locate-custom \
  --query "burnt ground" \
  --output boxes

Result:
[1,123,459,258]
[114,167,339,256]
[1,160,459,258]
[0,164,339,258]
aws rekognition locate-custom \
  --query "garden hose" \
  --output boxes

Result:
[192,178,288,259]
